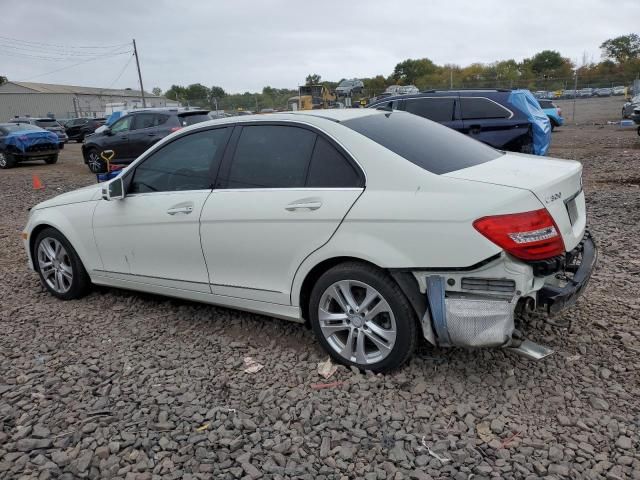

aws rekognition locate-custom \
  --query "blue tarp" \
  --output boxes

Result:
[4,129,58,152]
[508,89,551,156]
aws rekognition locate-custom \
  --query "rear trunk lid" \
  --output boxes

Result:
[444,152,586,251]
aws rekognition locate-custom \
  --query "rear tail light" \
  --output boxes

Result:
[557,107,562,117]
[170,127,182,133]
[473,209,565,261]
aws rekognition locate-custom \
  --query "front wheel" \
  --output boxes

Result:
[44,154,58,165]
[0,151,16,169]
[34,228,91,300]
[309,262,417,372]
[86,148,106,173]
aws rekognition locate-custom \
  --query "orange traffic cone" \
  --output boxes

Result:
[32,175,44,190]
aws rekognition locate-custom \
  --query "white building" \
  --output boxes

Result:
[0,81,176,120]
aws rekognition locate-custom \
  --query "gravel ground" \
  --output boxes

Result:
[1,118,639,479]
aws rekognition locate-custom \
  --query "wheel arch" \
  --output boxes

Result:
[294,255,425,326]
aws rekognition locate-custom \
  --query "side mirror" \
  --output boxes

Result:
[104,127,113,136]
[102,177,125,201]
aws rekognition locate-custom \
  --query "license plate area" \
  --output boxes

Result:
[564,189,581,226]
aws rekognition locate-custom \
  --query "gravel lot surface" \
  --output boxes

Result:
[1,112,639,479]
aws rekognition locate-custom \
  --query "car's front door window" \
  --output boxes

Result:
[110,116,132,133]
[130,127,230,193]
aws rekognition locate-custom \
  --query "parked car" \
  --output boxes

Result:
[398,85,419,95]
[82,108,211,173]
[622,95,640,118]
[538,99,564,131]
[367,89,551,154]
[335,79,364,97]
[562,89,577,99]
[23,109,595,371]
[8,117,68,148]
[612,86,626,96]
[578,88,593,98]
[65,118,106,143]
[0,123,59,169]
[593,88,612,97]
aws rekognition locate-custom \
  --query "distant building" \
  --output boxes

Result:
[0,81,177,120]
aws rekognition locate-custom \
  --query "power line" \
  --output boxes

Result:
[0,49,132,62]
[105,53,135,89]
[0,41,132,58]
[18,51,134,81]
[0,35,130,50]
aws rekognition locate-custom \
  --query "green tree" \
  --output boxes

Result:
[600,34,640,63]
[209,86,226,99]
[305,73,321,85]
[392,58,438,84]
[0,76,6,86]
[529,50,565,75]
[164,85,186,102]
[151,87,162,96]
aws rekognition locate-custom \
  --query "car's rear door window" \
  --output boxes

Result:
[343,112,502,175]
[459,97,512,120]
[224,125,316,189]
[178,113,211,126]
[306,137,363,188]
[129,128,230,193]
[404,97,456,121]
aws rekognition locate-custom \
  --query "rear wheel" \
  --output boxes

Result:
[0,151,16,169]
[309,262,417,372]
[86,148,106,173]
[44,154,58,165]
[77,133,85,143]
[34,228,91,300]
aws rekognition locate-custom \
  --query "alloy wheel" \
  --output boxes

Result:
[37,237,73,294]
[87,151,104,173]
[318,280,397,365]
[0,152,7,168]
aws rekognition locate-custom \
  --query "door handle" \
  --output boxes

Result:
[285,201,322,211]
[147,133,157,136]
[167,206,193,215]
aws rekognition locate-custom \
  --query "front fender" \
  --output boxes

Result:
[25,201,101,273]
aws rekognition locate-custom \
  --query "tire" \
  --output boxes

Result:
[33,228,91,300]
[59,143,65,150]
[77,133,85,143]
[309,261,417,372]
[44,154,58,165]
[86,148,106,173]
[0,151,17,169]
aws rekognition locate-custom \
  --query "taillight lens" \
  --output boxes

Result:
[473,209,565,261]
[170,127,182,132]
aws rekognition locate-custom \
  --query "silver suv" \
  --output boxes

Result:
[335,79,364,97]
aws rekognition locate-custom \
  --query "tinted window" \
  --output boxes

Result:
[306,137,362,188]
[178,113,211,126]
[460,97,511,120]
[343,112,502,175]
[35,119,59,127]
[226,125,316,189]
[111,116,132,133]
[538,100,554,109]
[130,128,230,193]
[131,114,157,130]
[404,97,455,121]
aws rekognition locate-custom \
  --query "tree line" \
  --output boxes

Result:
[150,33,640,111]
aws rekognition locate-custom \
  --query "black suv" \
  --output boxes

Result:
[65,117,106,143]
[368,89,536,153]
[82,109,211,173]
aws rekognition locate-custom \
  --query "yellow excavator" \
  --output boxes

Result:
[288,85,337,110]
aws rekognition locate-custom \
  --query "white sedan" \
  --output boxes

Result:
[23,109,596,371]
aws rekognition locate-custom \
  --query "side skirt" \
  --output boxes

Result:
[91,274,304,323]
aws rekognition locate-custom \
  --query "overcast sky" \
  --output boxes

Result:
[1,0,638,93]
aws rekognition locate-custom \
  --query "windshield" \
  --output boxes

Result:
[343,112,503,175]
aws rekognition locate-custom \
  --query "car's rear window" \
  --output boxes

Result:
[342,112,502,175]
[178,113,211,126]
[1,123,40,133]
[538,100,554,108]
[35,119,60,127]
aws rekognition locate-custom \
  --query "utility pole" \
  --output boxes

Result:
[132,39,146,108]
[450,69,453,89]
[572,71,578,123]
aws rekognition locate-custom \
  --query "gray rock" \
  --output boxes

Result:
[548,464,570,477]
[589,397,609,411]
[16,438,52,451]
[242,462,263,479]
[615,436,632,450]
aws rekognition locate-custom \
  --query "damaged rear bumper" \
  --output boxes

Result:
[537,231,597,314]
[413,231,597,354]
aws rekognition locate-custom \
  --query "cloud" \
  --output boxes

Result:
[1,0,638,93]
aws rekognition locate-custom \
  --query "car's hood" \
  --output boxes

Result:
[33,183,101,210]
[444,152,585,250]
